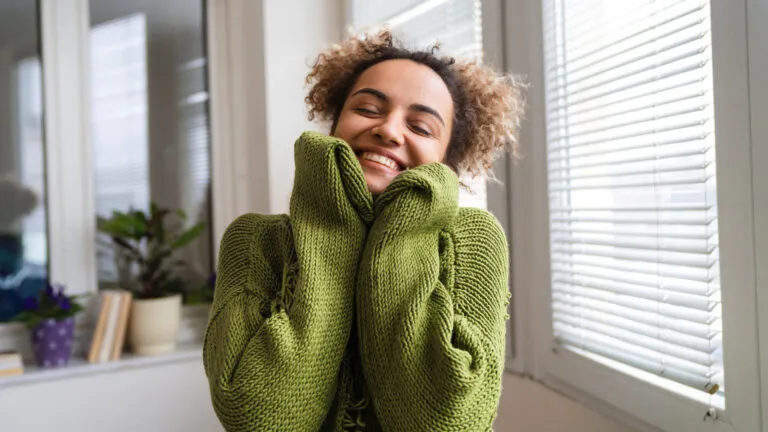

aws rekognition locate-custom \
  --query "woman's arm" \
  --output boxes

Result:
[203,132,372,431]
[357,165,509,431]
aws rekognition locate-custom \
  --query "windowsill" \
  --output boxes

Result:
[0,341,202,389]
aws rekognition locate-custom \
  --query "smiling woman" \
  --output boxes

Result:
[203,29,524,431]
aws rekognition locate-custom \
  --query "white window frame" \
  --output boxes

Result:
[508,0,763,431]
[746,0,768,430]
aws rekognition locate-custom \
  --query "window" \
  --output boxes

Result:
[543,0,724,405]
[348,0,488,208]
[0,0,47,322]
[89,0,213,292]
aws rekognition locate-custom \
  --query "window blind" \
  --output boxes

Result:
[91,14,150,283]
[543,0,723,397]
[350,0,487,208]
[91,13,150,218]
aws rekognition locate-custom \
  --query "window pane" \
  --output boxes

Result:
[90,1,213,296]
[0,1,48,322]
[543,0,723,405]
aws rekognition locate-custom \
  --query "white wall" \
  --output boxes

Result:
[494,372,634,432]
[262,0,344,214]
[0,359,222,432]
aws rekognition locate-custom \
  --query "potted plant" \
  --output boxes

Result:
[97,202,205,356]
[12,283,84,368]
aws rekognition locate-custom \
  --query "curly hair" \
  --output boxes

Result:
[305,30,525,179]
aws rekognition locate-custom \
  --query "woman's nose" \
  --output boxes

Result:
[372,116,404,147]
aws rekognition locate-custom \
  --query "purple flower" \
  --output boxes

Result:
[22,296,39,311]
[58,297,72,311]
[44,284,54,298]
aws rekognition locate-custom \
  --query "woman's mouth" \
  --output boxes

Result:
[357,152,404,172]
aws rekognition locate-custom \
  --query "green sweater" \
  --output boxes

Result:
[203,131,510,431]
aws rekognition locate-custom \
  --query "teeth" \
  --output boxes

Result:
[360,152,400,170]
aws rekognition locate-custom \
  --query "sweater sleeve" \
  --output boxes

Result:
[203,134,372,431]
[356,165,509,431]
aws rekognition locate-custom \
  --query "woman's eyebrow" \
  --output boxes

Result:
[410,104,445,126]
[351,87,445,126]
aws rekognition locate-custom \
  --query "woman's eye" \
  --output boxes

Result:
[410,124,431,136]
[355,107,378,115]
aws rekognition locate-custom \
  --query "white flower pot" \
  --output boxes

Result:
[128,294,182,356]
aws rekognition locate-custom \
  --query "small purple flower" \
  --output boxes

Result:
[58,297,72,311]
[23,296,39,311]
[44,284,54,298]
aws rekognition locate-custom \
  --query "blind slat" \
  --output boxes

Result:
[552,276,716,310]
[547,59,706,111]
[556,3,706,76]
[554,284,717,325]
[551,244,715,268]
[549,214,715,226]
[546,0,694,59]
[551,30,707,95]
[552,264,715,296]
[549,114,710,151]
[554,312,716,366]
[548,68,707,120]
[554,323,715,375]
[552,255,717,284]
[549,85,707,135]
[549,160,710,182]
[551,233,715,254]
[552,293,719,339]
[548,132,709,163]
[552,303,720,353]
[549,143,708,171]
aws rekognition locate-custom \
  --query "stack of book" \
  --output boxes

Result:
[0,351,23,377]
[87,290,133,364]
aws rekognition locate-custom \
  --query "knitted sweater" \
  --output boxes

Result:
[203,131,510,431]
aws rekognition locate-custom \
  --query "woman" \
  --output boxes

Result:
[203,30,524,431]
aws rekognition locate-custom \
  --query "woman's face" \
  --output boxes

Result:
[332,59,454,195]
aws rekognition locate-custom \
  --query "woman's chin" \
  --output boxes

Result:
[365,175,393,196]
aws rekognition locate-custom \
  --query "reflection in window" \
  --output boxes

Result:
[0,0,48,322]
[90,1,212,294]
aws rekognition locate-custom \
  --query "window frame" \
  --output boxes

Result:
[510,0,762,430]
[746,0,768,429]
[36,0,230,297]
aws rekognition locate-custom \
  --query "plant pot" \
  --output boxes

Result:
[128,294,182,356]
[31,317,75,368]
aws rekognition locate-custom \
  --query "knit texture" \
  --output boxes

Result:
[204,131,510,431]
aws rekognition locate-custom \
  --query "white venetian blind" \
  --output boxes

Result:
[543,0,723,399]
[350,0,487,208]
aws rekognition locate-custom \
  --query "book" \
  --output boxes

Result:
[98,291,123,363]
[110,291,133,361]
[87,292,111,364]
[0,351,24,377]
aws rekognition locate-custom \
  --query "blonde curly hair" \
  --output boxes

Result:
[305,30,525,179]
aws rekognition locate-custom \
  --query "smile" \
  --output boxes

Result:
[358,152,403,171]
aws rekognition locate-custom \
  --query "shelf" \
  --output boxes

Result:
[0,342,202,389]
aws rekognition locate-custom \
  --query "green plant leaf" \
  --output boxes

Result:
[176,208,188,221]
[171,222,206,250]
